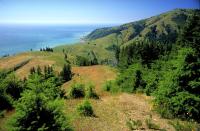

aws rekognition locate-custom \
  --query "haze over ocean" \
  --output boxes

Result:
[0,24,108,56]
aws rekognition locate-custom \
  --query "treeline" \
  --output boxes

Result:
[0,59,31,75]
[40,47,53,52]
[0,63,73,130]
[105,10,200,122]
[118,40,172,68]
[76,50,98,66]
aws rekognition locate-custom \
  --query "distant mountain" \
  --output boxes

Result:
[86,9,197,44]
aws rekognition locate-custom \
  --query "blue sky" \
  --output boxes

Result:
[0,0,199,24]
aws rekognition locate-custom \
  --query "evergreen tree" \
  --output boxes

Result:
[36,66,42,75]
[0,74,24,110]
[178,9,200,56]
[30,67,36,74]
[154,48,200,121]
[60,64,72,82]
[64,53,68,60]
[115,44,120,64]
[8,89,72,131]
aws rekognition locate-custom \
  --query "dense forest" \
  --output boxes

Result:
[0,8,199,130]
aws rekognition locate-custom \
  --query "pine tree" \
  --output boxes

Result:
[154,48,200,121]
[36,66,42,75]
[30,67,36,74]
[178,10,200,56]
[60,64,72,82]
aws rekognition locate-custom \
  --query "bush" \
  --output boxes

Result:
[168,120,199,131]
[8,91,72,131]
[102,80,113,91]
[68,83,85,98]
[115,64,146,93]
[126,119,142,130]
[0,110,5,118]
[145,115,160,130]
[85,84,99,99]
[3,74,24,100]
[0,74,24,110]
[68,83,99,99]
[76,51,98,66]
[0,93,13,110]
[77,100,94,116]
[27,74,65,99]
[102,80,120,93]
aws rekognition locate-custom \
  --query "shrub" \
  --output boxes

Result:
[0,74,24,110]
[68,83,99,99]
[77,100,94,116]
[68,83,85,98]
[85,84,99,99]
[0,93,13,110]
[145,115,160,130]
[102,80,120,93]
[102,80,113,91]
[3,74,24,100]
[126,119,142,130]
[76,51,98,66]
[115,64,146,93]
[27,73,65,99]
[7,91,72,131]
[0,110,5,118]
[0,82,12,110]
[168,120,199,131]
[76,56,90,66]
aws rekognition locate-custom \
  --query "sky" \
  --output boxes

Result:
[0,0,199,25]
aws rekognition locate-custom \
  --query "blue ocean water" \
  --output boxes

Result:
[0,24,106,56]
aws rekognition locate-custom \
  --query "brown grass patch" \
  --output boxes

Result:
[63,65,117,96]
[15,58,55,79]
[65,93,174,131]
[0,54,32,69]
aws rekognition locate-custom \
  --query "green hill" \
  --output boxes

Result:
[86,9,195,43]
[0,8,200,131]
[53,9,197,66]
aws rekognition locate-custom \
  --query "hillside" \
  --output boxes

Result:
[0,8,199,131]
[86,9,194,43]
[50,9,197,66]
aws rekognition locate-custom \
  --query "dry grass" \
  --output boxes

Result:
[65,93,174,131]
[0,110,15,131]
[63,65,117,96]
[15,58,56,79]
[0,54,175,131]
[0,52,64,79]
[0,53,32,69]
[63,65,174,131]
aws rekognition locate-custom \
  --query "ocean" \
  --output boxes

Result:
[0,24,107,56]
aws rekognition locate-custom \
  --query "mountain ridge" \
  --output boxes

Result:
[86,8,197,44]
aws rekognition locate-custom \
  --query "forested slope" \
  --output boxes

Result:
[86,9,195,44]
